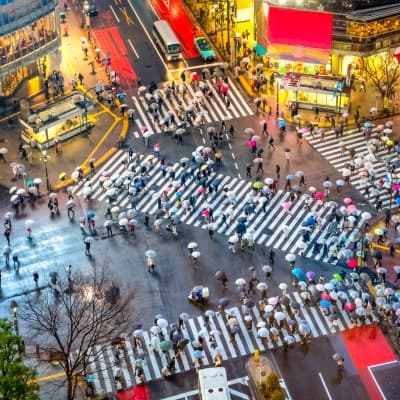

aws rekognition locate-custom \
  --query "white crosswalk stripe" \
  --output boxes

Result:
[130,78,253,138]
[305,126,397,208]
[72,151,366,263]
[79,293,369,395]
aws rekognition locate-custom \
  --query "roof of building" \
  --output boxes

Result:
[346,4,400,21]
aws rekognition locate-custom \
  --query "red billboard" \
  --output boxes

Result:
[267,7,333,51]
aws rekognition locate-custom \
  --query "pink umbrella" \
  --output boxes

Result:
[376,124,384,131]
[216,81,223,89]
[344,302,355,311]
[314,192,325,200]
[330,292,338,301]
[247,140,256,148]
[201,209,210,216]
[392,184,400,191]
[299,127,309,135]
[282,201,292,210]
[198,187,206,193]
[343,197,352,205]
[347,204,357,213]
[321,293,330,300]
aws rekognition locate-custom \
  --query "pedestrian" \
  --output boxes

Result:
[0,268,1,288]
[3,245,11,267]
[207,223,215,238]
[246,163,252,178]
[106,224,113,237]
[4,228,11,245]
[147,256,155,272]
[268,137,275,151]
[337,356,345,375]
[85,240,91,256]
[256,160,263,175]
[248,277,259,295]
[33,272,39,287]
[89,159,95,175]
[269,249,275,265]
[12,251,19,270]
[276,164,280,180]
[285,150,290,163]
[390,243,395,257]
[262,121,268,136]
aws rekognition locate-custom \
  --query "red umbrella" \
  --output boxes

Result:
[201,209,210,216]
[314,192,325,200]
[347,258,358,269]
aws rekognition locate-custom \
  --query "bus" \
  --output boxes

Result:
[152,20,182,61]
[198,367,231,400]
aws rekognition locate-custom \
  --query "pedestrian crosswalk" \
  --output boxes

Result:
[130,77,253,138]
[73,150,367,263]
[79,291,367,395]
[305,126,397,208]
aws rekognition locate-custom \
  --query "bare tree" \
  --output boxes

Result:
[358,52,400,105]
[18,266,134,400]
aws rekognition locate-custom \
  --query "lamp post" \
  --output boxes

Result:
[41,150,51,192]
[10,300,19,335]
[276,78,280,117]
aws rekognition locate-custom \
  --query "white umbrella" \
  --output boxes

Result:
[71,170,80,180]
[119,218,128,226]
[262,265,272,273]
[278,283,288,291]
[188,242,198,249]
[229,235,239,243]
[83,187,92,196]
[361,212,371,220]
[33,178,42,185]
[257,282,268,291]
[264,178,274,185]
[104,220,113,227]
[49,192,57,199]
[0,147,8,154]
[257,321,266,328]
[10,195,18,203]
[126,209,137,219]
[157,318,168,328]
[106,188,117,197]
[285,253,296,262]
[342,168,351,177]
[146,250,157,258]
[268,296,278,305]
[244,128,254,135]
[9,186,17,194]
[111,206,120,213]
[235,278,246,286]
[191,251,201,259]
[275,311,286,321]
[84,237,93,243]
[66,199,75,208]
[265,304,274,313]
[103,180,113,189]
[295,171,304,177]
[25,219,34,227]
[143,130,154,138]
[258,327,269,338]
[128,219,137,226]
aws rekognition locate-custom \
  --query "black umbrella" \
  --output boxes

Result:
[372,250,382,260]
[291,302,300,310]
[245,299,255,308]
[215,270,226,280]
[237,216,247,224]
[218,297,230,306]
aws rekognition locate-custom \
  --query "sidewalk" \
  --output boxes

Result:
[0,2,128,192]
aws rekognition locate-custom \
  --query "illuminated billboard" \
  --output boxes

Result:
[267,7,333,51]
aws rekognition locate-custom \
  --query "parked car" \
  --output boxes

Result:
[194,37,216,61]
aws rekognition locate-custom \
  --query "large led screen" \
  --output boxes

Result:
[268,7,333,51]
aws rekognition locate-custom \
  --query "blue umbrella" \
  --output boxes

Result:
[237,216,247,224]
[286,175,294,180]
[392,160,400,168]
[133,322,142,330]
[364,121,372,128]
[306,216,316,226]
[292,268,306,281]
[320,299,330,308]
[253,43,267,56]
[87,210,95,219]
[236,223,246,233]
[170,206,178,214]
[278,120,286,128]
[396,197,400,205]
[218,297,229,306]
[193,349,203,358]
[176,191,183,198]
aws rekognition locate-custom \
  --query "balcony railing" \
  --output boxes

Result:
[0,32,60,75]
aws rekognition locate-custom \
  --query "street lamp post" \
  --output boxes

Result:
[276,78,280,117]
[10,300,19,335]
[42,150,51,192]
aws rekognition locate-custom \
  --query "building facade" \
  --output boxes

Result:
[0,0,61,106]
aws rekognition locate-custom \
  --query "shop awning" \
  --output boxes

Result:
[253,43,267,56]
[267,44,330,64]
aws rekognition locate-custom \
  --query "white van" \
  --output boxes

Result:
[152,20,182,61]
[198,367,231,400]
